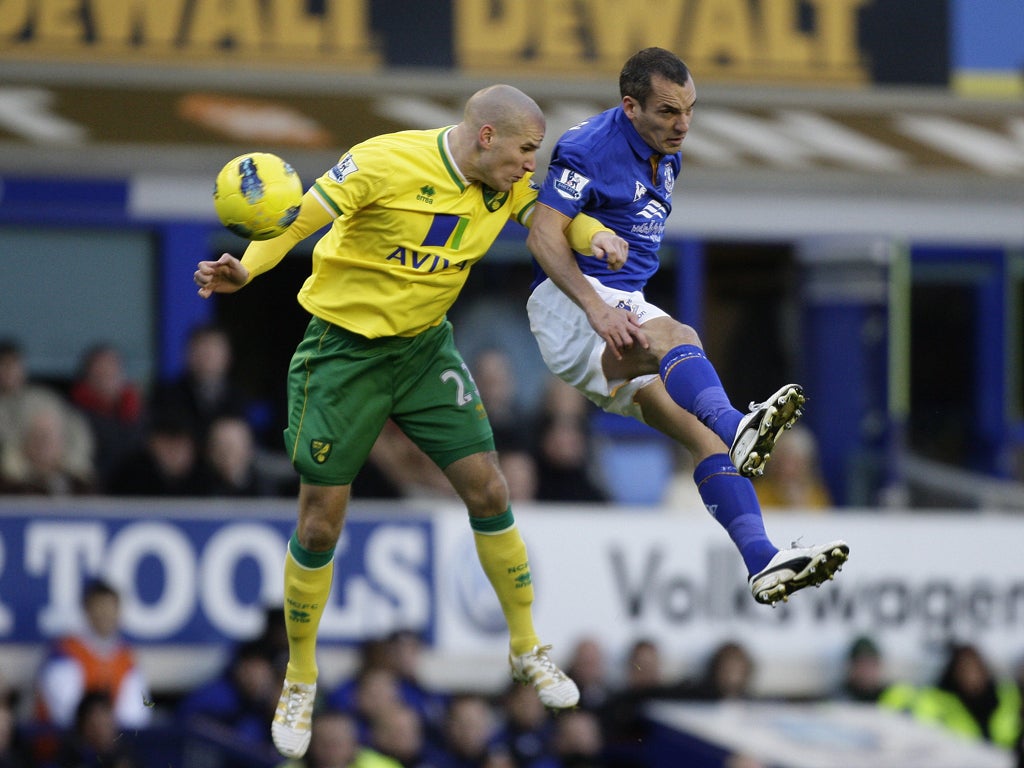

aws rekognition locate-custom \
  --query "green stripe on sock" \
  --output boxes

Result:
[289,532,335,568]
[470,507,515,534]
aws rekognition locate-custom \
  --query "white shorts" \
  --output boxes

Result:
[527,275,668,420]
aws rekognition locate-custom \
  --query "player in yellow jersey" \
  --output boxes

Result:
[193,84,628,760]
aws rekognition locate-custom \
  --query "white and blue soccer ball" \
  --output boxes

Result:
[213,152,303,241]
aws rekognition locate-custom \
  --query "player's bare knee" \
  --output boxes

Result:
[645,318,701,358]
[464,472,510,517]
[296,516,341,551]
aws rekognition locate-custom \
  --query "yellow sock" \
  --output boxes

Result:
[282,534,334,684]
[471,508,540,655]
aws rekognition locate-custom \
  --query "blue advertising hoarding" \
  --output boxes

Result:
[0,501,435,646]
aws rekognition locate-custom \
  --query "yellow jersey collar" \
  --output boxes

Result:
[438,126,468,192]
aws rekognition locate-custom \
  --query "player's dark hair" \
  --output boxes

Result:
[619,47,690,105]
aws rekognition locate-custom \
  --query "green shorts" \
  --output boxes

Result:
[284,316,495,485]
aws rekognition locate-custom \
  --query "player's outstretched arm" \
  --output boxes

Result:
[196,187,336,299]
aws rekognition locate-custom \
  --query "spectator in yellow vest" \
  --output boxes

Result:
[879,642,1021,750]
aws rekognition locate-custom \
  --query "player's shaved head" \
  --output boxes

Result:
[452,83,544,192]
[464,84,544,134]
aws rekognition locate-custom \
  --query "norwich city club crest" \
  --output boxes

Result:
[481,186,508,212]
[310,439,332,464]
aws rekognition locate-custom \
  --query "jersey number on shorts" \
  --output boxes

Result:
[441,365,475,406]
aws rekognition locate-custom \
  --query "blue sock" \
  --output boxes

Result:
[660,345,743,446]
[694,454,777,575]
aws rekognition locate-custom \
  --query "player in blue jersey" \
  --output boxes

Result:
[525,47,848,606]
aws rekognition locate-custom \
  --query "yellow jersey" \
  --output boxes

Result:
[301,126,533,338]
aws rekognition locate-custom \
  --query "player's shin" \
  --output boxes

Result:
[282,533,335,684]
[660,344,742,444]
[471,508,541,655]
[694,455,778,575]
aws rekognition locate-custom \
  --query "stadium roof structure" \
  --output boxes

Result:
[0,61,1022,245]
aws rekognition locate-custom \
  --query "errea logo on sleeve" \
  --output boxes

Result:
[329,153,358,183]
[553,168,590,200]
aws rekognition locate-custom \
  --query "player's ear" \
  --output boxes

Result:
[621,95,640,119]
[479,124,495,148]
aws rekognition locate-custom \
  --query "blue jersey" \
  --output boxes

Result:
[533,106,680,292]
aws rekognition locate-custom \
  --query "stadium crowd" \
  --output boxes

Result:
[0,328,837,512]
[1,586,1023,767]
[6,328,1020,766]
[0,331,623,506]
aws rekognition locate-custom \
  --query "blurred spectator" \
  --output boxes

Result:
[148,323,248,452]
[565,638,612,713]
[258,605,292,678]
[532,378,609,503]
[49,692,140,768]
[105,408,211,496]
[753,424,832,510]
[385,630,450,737]
[472,346,530,453]
[279,709,402,768]
[0,675,28,768]
[329,632,449,743]
[68,343,144,487]
[596,639,665,762]
[480,750,519,768]
[622,639,663,692]
[880,642,1022,749]
[368,703,446,768]
[838,635,887,703]
[203,415,287,497]
[672,641,756,702]
[0,339,95,492]
[0,400,95,496]
[549,709,606,768]
[33,579,151,732]
[474,348,539,502]
[354,420,458,500]
[655,642,764,768]
[493,681,554,768]
[498,447,539,503]
[177,639,282,754]
[435,694,500,768]
[538,376,589,424]
[339,668,404,745]
[531,379,609,503]
[327,638,392,711]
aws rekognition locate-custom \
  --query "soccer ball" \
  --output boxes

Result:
[212,152,303,240]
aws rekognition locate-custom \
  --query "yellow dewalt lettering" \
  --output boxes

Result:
[186,0,263,52]
[454,0,866,84]
[90,0,190,49]
[268,0,324,50]
[35,0,87,44]
[453,0,531,67]
[534,1,586,67]
[0,0,377,65]
[687,0,755,67]
[0,0,31,38]
[323,0,377,60]
[587,0,687,65]
[811,0,868,68]
[761,0,813,66]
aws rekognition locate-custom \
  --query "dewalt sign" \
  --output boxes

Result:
[0,0,944,87]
